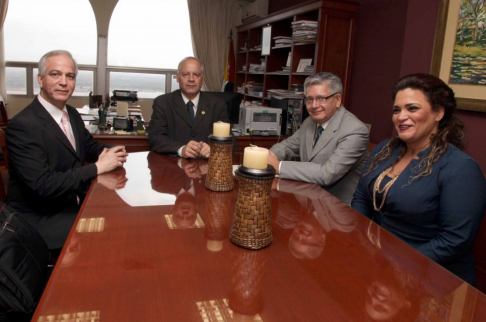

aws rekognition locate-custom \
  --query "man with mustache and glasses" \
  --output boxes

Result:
[268,72,369,205]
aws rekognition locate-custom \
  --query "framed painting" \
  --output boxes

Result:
[431,0,486,112]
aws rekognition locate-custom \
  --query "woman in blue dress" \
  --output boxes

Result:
[352,73,486,285]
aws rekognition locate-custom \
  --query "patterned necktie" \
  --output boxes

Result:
[187,101,195,123]
[313,126,324,148]
[61,111,76,151]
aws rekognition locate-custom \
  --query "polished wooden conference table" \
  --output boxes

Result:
[32,152,486,321]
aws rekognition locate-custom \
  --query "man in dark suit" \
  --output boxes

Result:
[6,50,128,249]
[148,57,229,158]
[268,72,369,205]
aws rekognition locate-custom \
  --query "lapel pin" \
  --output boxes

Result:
[202,111,206,115]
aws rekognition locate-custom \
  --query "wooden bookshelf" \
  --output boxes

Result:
[235,0,359,106]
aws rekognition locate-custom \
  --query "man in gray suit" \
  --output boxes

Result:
[268,72,369,204]
[149,57,229,158]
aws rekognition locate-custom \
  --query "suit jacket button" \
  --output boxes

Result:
[191,132,196,137]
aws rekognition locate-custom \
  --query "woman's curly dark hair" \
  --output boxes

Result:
[366,73,464,183]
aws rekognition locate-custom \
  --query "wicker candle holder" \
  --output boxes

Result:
[230,165,276,250]
[205,135,235,192]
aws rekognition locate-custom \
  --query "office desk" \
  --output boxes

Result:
[92,134,285,154]
[93,133,150,153]
[32,152,486,321]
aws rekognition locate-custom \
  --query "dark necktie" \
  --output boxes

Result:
[187,101,195,123]
[313,126,324,148]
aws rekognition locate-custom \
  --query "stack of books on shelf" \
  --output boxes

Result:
[292,84,304,92]
[249,63,265,73]
[267,89,304,99]
[291,20,318,44]
[244,81,264,97]
[250,44,262,51]
[304,65,315,73]
[272,66,290,74]
[273,36,292,48]
[237,86,245,94]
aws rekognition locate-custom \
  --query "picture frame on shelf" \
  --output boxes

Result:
[296,59,312,73]
[430,0,486,112]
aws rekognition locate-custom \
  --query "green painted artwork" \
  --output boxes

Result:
[450,0,486,85]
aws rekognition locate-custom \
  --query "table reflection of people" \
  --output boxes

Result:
[289,208,326,259]
[97,167,128,190]
[274,179,359,259]
[60,233,81,268]
[354,222,419,321]
[358,220,465,322]
[172,186,198,229]
[148,153,207,229]
[364,260,419,321]
[181,158,208,179]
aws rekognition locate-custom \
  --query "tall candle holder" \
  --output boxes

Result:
[205,134,235,192]
[230,164,275,250]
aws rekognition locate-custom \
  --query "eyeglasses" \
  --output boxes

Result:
[305,93,338,104]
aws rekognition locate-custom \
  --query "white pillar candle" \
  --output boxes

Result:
[243,146,269,170]
[213,121,231,137]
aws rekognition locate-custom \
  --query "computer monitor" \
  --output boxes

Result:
[204,91,243,125]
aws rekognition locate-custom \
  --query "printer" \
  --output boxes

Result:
[234,106,282,136]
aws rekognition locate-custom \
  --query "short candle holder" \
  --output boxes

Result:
[230,164,276,250]
[205,134,235,192]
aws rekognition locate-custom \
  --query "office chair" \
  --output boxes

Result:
[0,129,7,201]
[0,101,8,127]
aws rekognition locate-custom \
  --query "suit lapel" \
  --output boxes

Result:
[33,99,79,159]
[309,107,345,160]
[193,92,208,130]
[173,90,193,127]
[305,120,316,159]
[67,107,83,156]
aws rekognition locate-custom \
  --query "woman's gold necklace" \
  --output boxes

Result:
[373,165,401,211]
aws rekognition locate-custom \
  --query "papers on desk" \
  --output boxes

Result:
[76,105,91,115]
[86,125,98,134]
[81,115,97,121]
